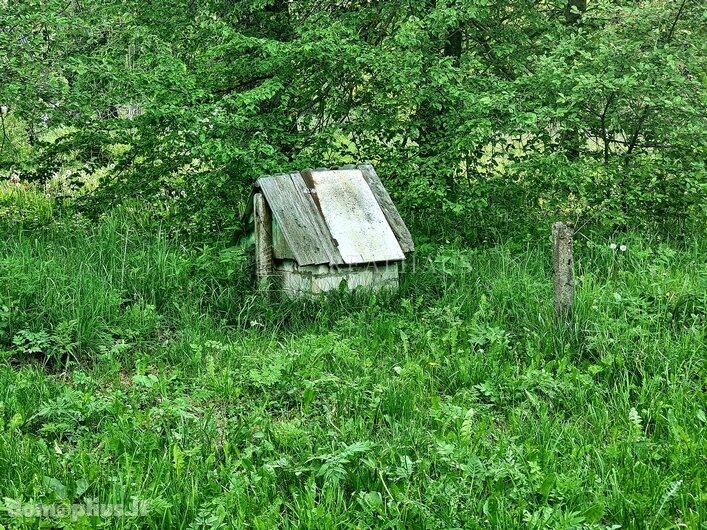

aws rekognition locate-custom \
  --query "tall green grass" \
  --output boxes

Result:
[0,205,705,528]
[0,182,53,230]
[0,204,258,363]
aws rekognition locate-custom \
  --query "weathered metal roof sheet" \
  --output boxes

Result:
[255,165,413,266]
[309,169,404,264]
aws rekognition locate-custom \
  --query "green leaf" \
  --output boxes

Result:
[43,476,68,500]
[75,478,89,498]
[539,472,556,499]
[583,503,605,523]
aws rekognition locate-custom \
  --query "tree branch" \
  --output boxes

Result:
[0,108,9,156]
[599,92,615,164]
[664,0,688,44]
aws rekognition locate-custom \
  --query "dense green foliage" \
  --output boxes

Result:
[0,203,705,528]
[1,0,706,527]
[2,0,705,239]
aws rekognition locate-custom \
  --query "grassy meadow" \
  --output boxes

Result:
[0,185,705,529]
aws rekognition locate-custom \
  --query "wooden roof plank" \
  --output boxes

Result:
[258,173,343,266]
[357,164,415,253]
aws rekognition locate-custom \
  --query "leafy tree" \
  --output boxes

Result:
[1,0,704,240]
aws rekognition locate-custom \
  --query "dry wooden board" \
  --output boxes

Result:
[258,173,343,266]
[253,192,273,291]
[357,164,415,253]
[271,218,295,260]
[310,169,405,265]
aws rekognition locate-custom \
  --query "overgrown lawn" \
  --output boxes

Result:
[0,209,705,528]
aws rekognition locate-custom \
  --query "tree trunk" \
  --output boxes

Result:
[417,14,463,192]
[564,0,586,25]
[562,0,586,160]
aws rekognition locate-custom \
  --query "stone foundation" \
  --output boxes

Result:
[275,260,399,297]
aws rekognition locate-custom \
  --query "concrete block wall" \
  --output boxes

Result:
[275,260,400,297]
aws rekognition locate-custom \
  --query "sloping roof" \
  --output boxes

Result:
[253,164,414,266]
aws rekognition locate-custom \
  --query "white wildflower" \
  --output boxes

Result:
[609,243,617,250]
[619,244,627,252]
